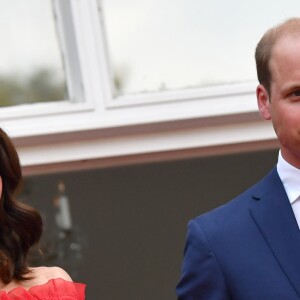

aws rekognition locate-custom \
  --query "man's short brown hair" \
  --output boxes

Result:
[255,18,300,95]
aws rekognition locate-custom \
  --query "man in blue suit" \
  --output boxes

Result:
[176,18,300,299]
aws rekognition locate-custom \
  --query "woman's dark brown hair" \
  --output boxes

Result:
[0,128,42,283]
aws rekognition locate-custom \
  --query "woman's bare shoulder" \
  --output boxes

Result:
[31,266,73,283]
[0,267,73,292]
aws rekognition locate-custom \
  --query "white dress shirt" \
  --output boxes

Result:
[277,151,300,229]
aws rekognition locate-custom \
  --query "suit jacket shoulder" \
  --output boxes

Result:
[177,167,300,300]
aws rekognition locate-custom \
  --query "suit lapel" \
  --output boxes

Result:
[250,168,300,298]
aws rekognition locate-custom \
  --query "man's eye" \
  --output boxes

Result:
[292,90,300,96]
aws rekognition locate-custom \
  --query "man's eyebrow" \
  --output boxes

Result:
[281,82,300,93]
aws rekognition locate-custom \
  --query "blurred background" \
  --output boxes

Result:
[24,149,277,299]
[0,0,298,299]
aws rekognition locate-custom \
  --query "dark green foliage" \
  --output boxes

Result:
[0,68,67,107]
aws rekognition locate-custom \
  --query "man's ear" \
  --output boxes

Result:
[256,84,271,120]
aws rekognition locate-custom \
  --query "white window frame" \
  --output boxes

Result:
[0,0,276,175]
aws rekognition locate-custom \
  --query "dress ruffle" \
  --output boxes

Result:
[0,278,86,299]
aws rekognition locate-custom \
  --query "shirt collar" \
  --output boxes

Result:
[277,151,300,204]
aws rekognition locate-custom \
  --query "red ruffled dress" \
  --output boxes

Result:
[0,278,86,300]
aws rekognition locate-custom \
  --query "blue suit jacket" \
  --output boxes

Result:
[176,168,300,299]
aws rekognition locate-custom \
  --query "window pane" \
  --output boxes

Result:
[101,0,299,96]
[0,0,67,107]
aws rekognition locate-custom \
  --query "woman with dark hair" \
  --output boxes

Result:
[0,128,85,299]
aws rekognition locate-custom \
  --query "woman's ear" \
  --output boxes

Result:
[257,84,271,120]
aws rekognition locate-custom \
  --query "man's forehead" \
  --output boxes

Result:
[269,34,300,86]
[273,32,300,49]
[271,34,300,62]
